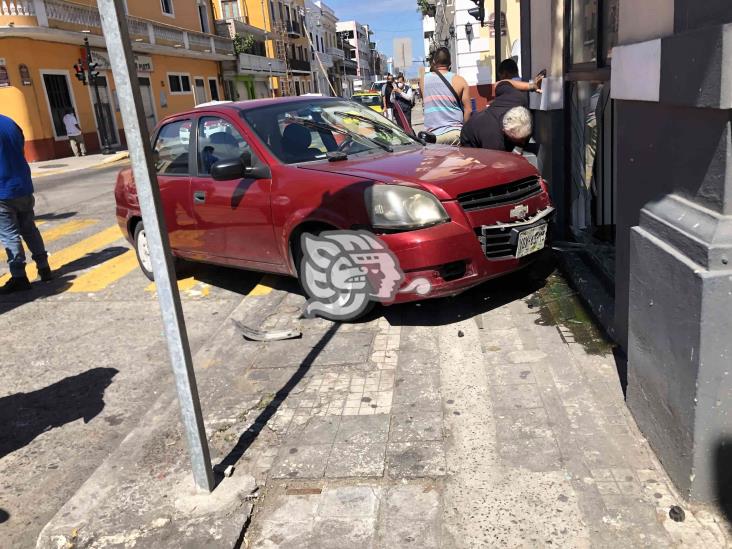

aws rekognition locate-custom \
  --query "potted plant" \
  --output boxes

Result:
[417,0,436,17]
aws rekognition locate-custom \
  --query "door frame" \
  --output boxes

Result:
[193,75,207,105]
[39,69,80,141]
[137,73,158,130]
[87,71,121,146]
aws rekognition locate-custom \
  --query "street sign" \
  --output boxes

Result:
[97,0,214,492]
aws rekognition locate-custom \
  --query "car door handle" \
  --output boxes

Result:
[193,191,206,204]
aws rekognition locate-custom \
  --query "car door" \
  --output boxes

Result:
[189,114,281,265]
[151,118,197,253]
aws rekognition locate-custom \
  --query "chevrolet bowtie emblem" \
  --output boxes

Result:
[509,204,529,219]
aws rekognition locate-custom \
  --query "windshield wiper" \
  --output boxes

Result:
[328,112,394,152]
[284,114,348,136]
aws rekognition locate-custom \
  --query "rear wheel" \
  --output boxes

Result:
[133,222,181,281]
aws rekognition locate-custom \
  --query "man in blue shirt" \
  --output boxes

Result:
[0,114,52,294]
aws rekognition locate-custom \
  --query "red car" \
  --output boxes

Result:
[115,96,553,307]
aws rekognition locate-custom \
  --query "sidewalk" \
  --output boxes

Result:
[36,272,731,548]
[30,151,129,178]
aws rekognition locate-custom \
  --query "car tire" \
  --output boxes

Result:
[133,222,181,281]
[293,229,376,322]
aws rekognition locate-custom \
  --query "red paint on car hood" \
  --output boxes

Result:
[298,145,538,200]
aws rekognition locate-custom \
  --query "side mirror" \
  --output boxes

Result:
[210,151,271,181]
[211,158,246,180]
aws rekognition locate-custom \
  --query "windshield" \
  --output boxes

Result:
[242,99,415,164]
[351,95,381,108]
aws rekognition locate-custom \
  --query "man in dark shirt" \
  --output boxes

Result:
[460,59,541,152]
[382,74,394,120]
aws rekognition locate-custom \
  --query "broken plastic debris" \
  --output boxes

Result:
[232,319,302,342]
[457,330,465,338]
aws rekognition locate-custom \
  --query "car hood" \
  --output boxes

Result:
[297,145,539,201]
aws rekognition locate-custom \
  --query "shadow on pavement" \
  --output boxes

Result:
[0,247,128,315]
[716,438,732,523]
[0,368,118,460]
[0,508,8,524]
[213,324,339,485]
[35,212,77,221]
[176,261,265,296]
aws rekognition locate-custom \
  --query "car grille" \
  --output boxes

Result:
[457,176,542,211]
[476,227,514,259]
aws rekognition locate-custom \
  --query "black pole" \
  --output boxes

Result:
[85,38,114,155]
[494,0,501,82]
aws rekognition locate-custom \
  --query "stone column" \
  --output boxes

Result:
[616,20,732,503]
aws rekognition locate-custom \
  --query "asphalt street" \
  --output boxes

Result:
[0,162,267,548]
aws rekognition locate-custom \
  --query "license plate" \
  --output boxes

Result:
[515,224,547,258]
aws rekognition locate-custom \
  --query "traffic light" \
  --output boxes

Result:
[88,61,99,84]
[73,60,87,85]
[468,0,485,26]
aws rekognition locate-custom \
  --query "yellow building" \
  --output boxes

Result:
[211,0,312,97]
[0,0,235,161]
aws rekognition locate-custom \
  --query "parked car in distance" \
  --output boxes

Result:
[350,91,384,113]
[115,97,553,317]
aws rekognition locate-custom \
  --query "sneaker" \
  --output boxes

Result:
[0,276,31,294]
[38,267,54,282]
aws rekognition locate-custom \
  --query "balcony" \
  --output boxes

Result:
[327,46,344,61]
[286,20,301,38]
[344,59,357,76]
[1,0,234,57]
[288,58,311,72]
[239,53,286,76]
[215,16,266,40]
[313,51,332,68]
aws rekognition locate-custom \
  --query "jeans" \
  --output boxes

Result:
[0,195,49,278]
[68,134,86,157]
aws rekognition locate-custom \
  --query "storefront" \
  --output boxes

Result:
[0,37,224,161]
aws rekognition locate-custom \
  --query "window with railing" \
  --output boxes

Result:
[161,0,173,16]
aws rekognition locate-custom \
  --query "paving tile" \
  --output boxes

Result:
[271,444,332,479]
[490,383,544,410]
[389,411,443,442]
[498,434,562,472]
[494,407,553,440]
[383,483,440,521]
[265,494,320,522]
[254,520,312,549]
[317,486,381,518]
[379,519,440,548]
[325,443,386,478]
[287,416,340,445]
[386,442,447,478]
[487,363,537,385]
[310,518,376,549]
[335,415,390,445]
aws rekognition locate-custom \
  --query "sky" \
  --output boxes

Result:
[325,0,425,77]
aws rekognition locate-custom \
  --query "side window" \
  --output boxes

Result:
[153,120,191,175]
[197,116,251,176]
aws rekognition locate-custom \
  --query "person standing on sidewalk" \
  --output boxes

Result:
[421,47,471,145]
[62,108,86,157]
[0,114,53,294]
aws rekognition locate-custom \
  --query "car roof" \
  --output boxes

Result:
[157,96,348,126]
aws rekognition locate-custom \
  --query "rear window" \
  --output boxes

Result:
[352,95,381,108]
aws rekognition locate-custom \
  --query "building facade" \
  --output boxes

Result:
[336,20,372,89]
[305,0,333,95]
[212,0,286,100]
[314,1,342,96]
[0,0,234,161]
[421,0,521,110]
[519,0,732,507]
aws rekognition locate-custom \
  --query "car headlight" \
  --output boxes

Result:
[365,185,450,230]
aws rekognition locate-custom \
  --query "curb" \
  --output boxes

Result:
[31,151,130,179]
